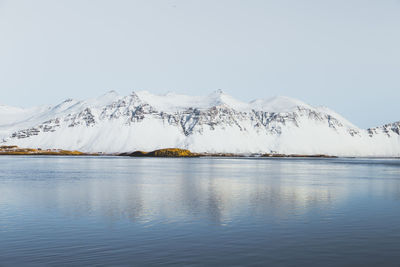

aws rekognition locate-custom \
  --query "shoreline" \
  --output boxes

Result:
[1,146,399,159]
[0,146,97,156]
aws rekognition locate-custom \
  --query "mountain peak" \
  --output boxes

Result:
[250,95,312,113]
[85,90,121,107]
[104,90,118,96]
[208,89,227,98]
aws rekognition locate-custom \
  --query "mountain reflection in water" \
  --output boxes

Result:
[1,157,399,224]
[1,156,400,266]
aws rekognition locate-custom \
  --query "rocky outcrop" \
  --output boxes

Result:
[123,148,197,157]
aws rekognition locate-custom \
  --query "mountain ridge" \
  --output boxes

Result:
[1,90,399,156]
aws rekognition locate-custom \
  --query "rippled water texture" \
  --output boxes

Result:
[1,156,400,266]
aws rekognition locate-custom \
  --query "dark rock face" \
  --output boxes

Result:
[367,121,400,137]
[68,108,96,127]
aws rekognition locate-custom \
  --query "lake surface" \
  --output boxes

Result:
[1,156,400,266]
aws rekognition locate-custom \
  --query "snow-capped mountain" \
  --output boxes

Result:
[1,90,399,156]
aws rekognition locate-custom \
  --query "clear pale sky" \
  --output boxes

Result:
[1,0,399,128]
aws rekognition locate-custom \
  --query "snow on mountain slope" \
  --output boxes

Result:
[135,89,249,112]
[250,96,313,113]
[0,104,50,137]
[0,104,49,125]
[1,90,399,157]
[315,106,359,129]
[0,91,121,140]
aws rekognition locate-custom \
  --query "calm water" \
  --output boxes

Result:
[1,156,400,266]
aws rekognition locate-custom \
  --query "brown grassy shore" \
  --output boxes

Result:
[1,146,337,158]
[120,148,199,157]
[0,145,96,156]
[261,153,337,158]
[120,148,337,158]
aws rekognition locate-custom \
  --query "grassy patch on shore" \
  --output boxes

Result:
[0,146,89,156]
